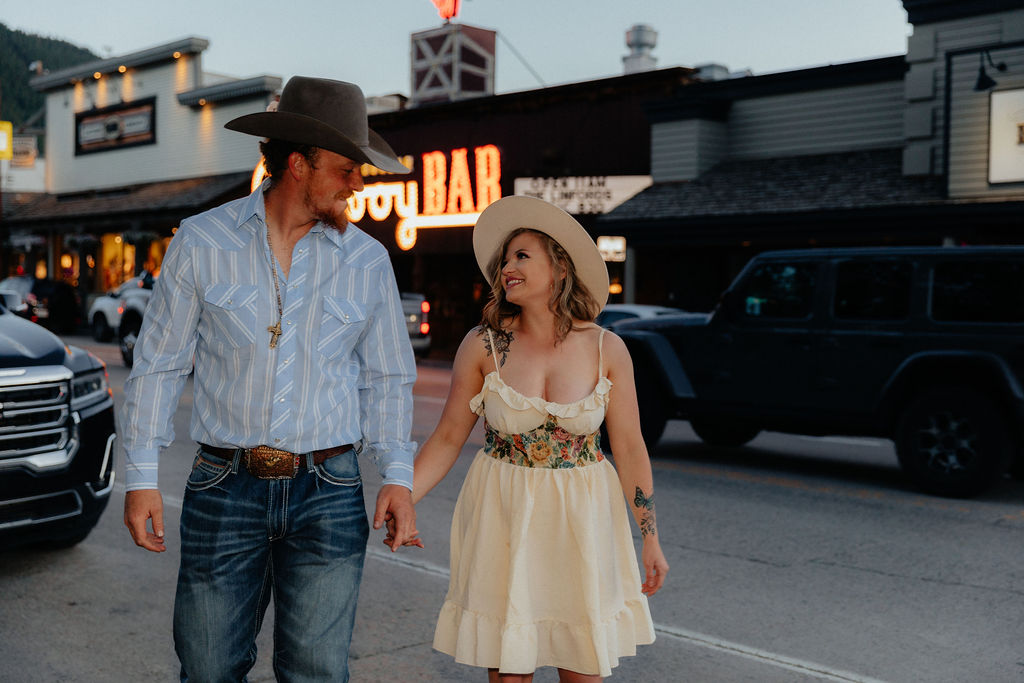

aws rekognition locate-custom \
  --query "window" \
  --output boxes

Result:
[932,261,1024,323]
[738,262,816,319]
[834,261,912,320]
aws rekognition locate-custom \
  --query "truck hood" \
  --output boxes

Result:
[0,311,68,367]
[611,312,712,332]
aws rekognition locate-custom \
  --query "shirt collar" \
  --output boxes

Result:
[233,180,351,251]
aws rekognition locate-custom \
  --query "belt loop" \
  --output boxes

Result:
[231,448,242,474]
[305,451,315,471]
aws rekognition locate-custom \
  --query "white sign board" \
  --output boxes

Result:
[0,121,12,161]
[513,175,652,214]
[988,88,1024,184]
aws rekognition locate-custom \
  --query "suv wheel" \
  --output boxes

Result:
[635,363,667,449]
[896,386,1012,498]
[689,418,761,447]
[92,313,113,342]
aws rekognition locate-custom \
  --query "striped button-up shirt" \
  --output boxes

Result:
[121,183,417,491]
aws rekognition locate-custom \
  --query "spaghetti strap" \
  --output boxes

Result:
[486,327,501,375]
[598,327,607,378]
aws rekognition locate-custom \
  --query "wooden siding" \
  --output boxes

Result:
[727,81,905,160]
[45,58,264,194]
[651,119,727,182]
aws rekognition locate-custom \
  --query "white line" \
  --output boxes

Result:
[365,547,889,683]
[654,624,890,683]
[796,436,887,448]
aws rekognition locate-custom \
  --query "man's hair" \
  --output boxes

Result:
[479,228,600,343]
[258,139,320,185]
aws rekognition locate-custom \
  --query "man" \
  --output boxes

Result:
[122,76,418,682]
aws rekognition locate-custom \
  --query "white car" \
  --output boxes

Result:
[595,303,687,328]
[87,273,154,341]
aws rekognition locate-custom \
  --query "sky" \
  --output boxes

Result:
[3,1,912,98]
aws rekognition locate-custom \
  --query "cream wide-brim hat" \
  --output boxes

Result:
[473,195,610,308]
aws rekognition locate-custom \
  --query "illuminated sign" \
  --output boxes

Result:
[75,97,156,156]
[989,88,1024,184]
[513,175,652,214]
[0,121,11,161]
[430,0,460,19]
[348,144,502,250]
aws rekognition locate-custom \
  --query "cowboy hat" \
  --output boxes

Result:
[473,195,610,308]
[225,76,409,174]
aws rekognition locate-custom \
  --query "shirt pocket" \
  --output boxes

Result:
[202,283,259,348]
[318,297,367,360]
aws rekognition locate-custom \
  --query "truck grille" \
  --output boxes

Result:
[0,369,73,459]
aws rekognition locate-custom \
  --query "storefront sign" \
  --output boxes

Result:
[75,97,156,155]
[11,135,38,168]
[513,175,652,214]
[347,144,501,250]
[988,88,1024,184]
[0,121,11,161]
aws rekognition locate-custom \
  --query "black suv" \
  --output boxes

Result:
[615,247,1024,498]
[0,300,117,548]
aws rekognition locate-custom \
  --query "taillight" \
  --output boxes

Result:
[420,300,430,314]
[420,322,430,335]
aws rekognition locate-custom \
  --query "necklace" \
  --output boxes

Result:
[265,228,284,349]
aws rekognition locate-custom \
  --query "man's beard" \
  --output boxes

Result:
[304,187,349,234]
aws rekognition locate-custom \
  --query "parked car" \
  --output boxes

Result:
[402,292,431,358]
[88,272,154,342]
[614,246,1024,498]
[595,303,689,327]
[0,297,117,549]
[0,276,81,335]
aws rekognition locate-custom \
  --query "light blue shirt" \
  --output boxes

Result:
[121,183,417,491]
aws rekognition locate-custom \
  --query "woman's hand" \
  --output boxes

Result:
[641,537,669,596]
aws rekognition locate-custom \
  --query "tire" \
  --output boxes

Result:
[92,313,113,342]
[895,386,1012,498]
[689,417,761,447]
[119,314,142,367]
[634,363,667,450]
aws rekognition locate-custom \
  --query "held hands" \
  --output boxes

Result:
[374,484,424,551]
[641,537,669,596]
[124,489,166,553]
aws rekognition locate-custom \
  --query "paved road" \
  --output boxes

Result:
[2,337,1023,682]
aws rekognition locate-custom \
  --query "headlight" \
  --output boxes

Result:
[71,369,110,410]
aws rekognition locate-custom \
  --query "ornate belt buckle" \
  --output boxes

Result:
[245,445,299,479]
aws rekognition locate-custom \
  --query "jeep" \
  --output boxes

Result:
[615,247,1024,498]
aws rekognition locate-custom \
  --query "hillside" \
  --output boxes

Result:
[0,22,98,128]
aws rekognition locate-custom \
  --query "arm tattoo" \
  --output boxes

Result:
[634,486,657,538]
[481,327,514,367]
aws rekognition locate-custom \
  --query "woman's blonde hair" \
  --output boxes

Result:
[480,228,601,342]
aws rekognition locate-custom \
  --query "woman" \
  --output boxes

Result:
[407,195,669,682]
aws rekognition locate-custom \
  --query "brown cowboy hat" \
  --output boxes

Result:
[225,76,409,174]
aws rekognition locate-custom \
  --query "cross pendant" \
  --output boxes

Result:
[267,321,282,349]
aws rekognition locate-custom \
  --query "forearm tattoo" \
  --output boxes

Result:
[634,486,657,538]
[482,327,514,367]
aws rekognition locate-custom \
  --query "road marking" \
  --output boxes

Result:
[796,436,887,448]
[364,547,889,683]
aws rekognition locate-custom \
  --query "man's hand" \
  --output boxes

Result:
[124,489,166,553]
[373,484,422,551]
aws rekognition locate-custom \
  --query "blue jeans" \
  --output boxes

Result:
[173,447,369,682]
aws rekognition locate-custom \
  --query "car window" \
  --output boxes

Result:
[931,260,1024,323]
[737,262,817,320]
[834,260,912,320]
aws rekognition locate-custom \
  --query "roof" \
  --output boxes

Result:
[29,37,210,93]
[600,148,946,224]
[3,172,252,227]
[177,76,282,107]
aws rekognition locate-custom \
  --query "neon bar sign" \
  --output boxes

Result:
[347,144,501,250]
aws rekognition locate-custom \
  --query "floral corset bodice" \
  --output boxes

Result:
[470,370,613,469]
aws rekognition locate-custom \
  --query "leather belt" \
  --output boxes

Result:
[199,443,353,480]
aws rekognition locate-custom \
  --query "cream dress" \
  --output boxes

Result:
[433,328,655,677]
